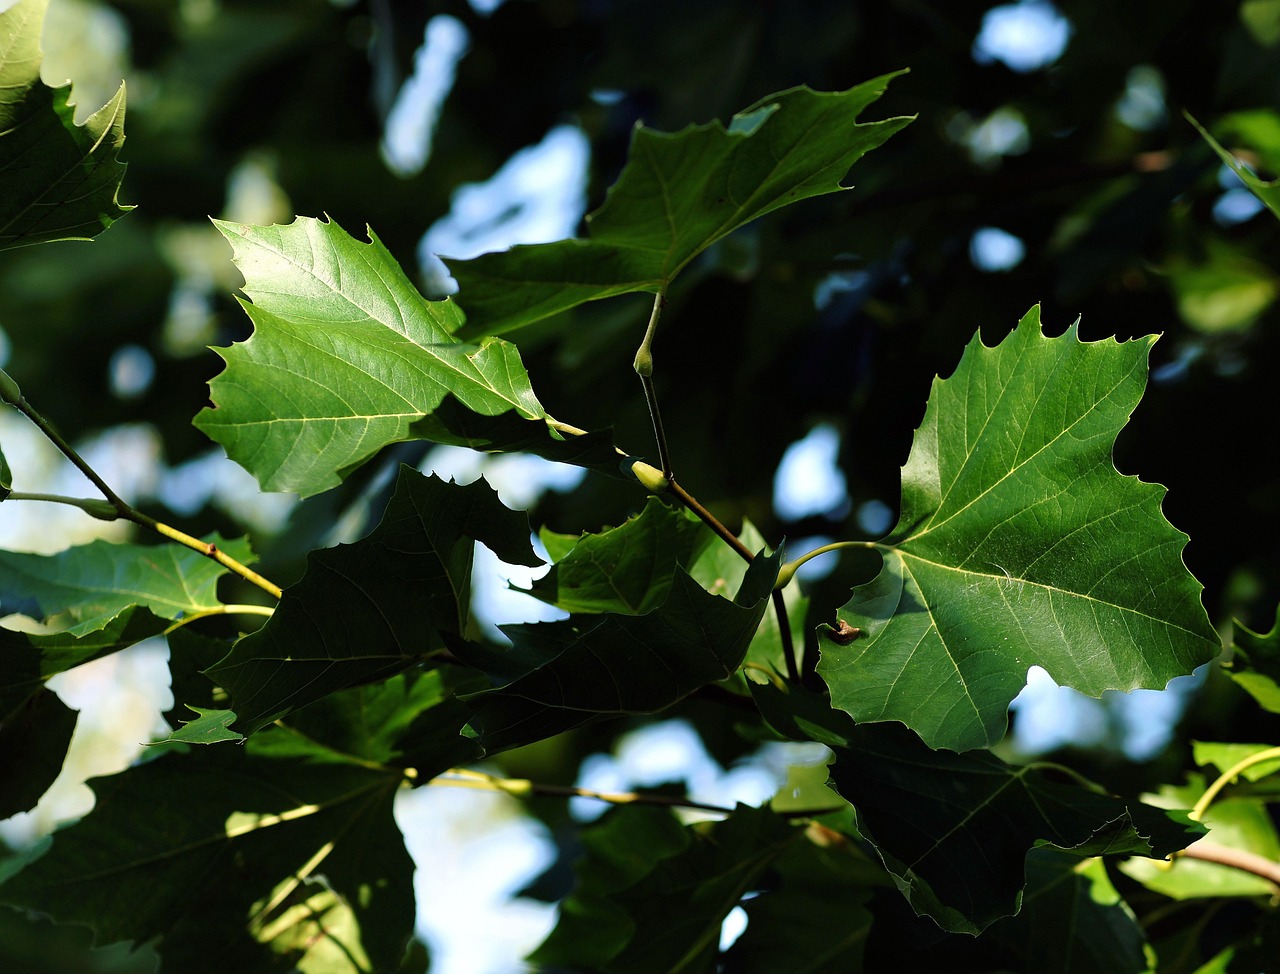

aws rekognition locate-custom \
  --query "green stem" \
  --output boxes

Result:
[634,291,673,477]
[1190,746,1280,822]
[5,491,120,520]
[163,603,276,635]
[775,540,878,590]
[3,380,284,600]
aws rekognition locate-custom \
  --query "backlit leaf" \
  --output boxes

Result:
[1188,111,1280,221]
[818,306,1219,751]
[449,76,912,337]
[195,216,598,496]
[1228,605,1280,712]
[208,468,539,735]
[0,0,131,250]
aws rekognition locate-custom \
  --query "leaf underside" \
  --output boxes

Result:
[818,306,1219,751]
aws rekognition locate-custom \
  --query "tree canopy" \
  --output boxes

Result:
[2,0,1280,971]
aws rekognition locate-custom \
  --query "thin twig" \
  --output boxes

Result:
[1177,843,1280,889]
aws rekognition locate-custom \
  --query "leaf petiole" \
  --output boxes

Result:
[1189,745,1280,822]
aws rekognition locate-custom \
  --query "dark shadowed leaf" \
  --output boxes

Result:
[0,0,131,250]
[463,549,781,753]
[1229,605,1280,712]
[828,723,1204,933]
[450,77,912,337]
[208,468,539,734]
[818,307,1219,751]
[0,735,413,973]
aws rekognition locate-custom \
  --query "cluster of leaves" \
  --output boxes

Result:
[2,0,1280,971]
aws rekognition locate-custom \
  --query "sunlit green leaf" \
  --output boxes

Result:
[195,216,606,496]
[209,468,539,735]
[0,534,254,635]
[449,76,912,337]
[1192,741,1280,782]
[818,306,1219,751]
[0,0,131,250]
[153,706,243,745]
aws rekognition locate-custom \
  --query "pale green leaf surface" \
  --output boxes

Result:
[450,76,913,337]
[194,216,585,496]
[0,740,413,973]
[464,549,780,753]
[0,0,131,250]
[529,497,713,615]
[153,706,243,745]
[209,468,539,735]
[818,306,1219,751]
[0,536,251,635]
[1192,741,1280,782]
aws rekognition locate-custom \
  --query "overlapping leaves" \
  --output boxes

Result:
[817,306,1220,751]
[0,0,131,250]
[449,75,912,338]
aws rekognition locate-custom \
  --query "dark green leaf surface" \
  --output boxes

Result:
[464,549,780,752]
[209,468,539,734]
[0,737,414,973]
[0,0,131,250]
[0,534,254,634]
[818,307,1219,751]
[721,839,876,974]
[828,723,1204,934]
[0,442,11,501]
[450,76,912,337]
[606,806,800,974]
[531,805,690,971]
[0,686,76,819]
[530,497,713,614]
[195,216,589,496]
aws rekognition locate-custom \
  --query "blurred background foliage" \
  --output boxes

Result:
[3,0,1280,969]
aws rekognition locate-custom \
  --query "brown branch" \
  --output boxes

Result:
[1177,843,1280,889]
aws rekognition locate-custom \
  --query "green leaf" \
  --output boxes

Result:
[1119,776,1280,899]
[449,76,913,338]
[1192,741,1280,782]
[826,722,1203,934]
[0,736,414,973]
[0,442,11,501]
[721,838,877,974]
[0,686,76,819]
[0,0,131,250]
[1229,605,1280,712]
[605,806,801,974]
[463,549,781,753]
[817,306,1219,751]
[153,706,243,745]
[531,805,690,971]
[208,468,539,735]
[195,216,599,496]
[0,534,255,634]
[1187,111,1280,222]
[529,496,714,615]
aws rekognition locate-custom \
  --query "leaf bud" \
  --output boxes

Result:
[0,368,22,406]
[630,460,669,493]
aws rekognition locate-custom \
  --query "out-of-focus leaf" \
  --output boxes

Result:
[0,735,414,974]
[195,216,605,497]
[818,307,1219,751]
[721,837,877,974]
[208,468,539,735]
[463,549,781,753]
[0,686,76,819]
[826,722,1203,934]
[530,805,689,971]
[530,497,713,615]
[1120,776,1280,899]
[449,76,912,337]
[0,0,131,250]
[0,534,254,635]
[1229,605,1280,712]
[1192,741,1280,782]
[1168,241,1278,333]
[1188,111,1280,221]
